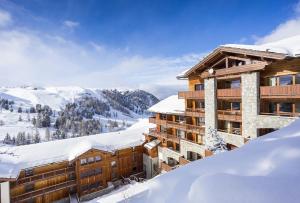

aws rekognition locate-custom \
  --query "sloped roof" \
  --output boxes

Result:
[0,119,154,179]
[178,35,300,79]
[148,95,185,115]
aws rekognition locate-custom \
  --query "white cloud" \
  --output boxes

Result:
[256,1,300,44]
[0,9,12,27]
[0,27,201,98]
[63,20,79,29]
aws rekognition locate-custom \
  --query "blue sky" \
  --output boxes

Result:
[0,0,300,98]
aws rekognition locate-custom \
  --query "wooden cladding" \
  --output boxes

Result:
[161,162,173,172]
[178,90,204,99]
[217,88,241,99]
[260,84,300,99]
[201,62,268,78]
[149,129,180,144]
[217,110,242,122]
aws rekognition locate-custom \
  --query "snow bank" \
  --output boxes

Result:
[91,119,300,203]
[148,95,184,115]
[0,119,154,179]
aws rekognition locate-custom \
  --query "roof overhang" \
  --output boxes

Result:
[177,46,287,79]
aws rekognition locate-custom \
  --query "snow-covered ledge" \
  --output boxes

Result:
[218,131,245,147]
[158,146,181,163]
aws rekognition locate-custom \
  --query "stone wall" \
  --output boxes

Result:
[241,72,260,139]
[256,115,296,129]
[218,131,245,147]
[158,146,181,163]
[180,139,206,158]
[205,77,217,137]
[143,153,159,179]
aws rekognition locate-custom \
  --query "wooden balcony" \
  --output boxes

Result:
[17,167,75,185]
[217,88,241,99]
[12,180,77,202]
[185,108,205,117]
[217,110,242,122]
[166,121,204,134]
[178,90,204,99]
[179,157,190,165]
[150,130,180,144]
[149,117,167,125]
[161,162,173,172]
[260,84,300,99]
[218,127,241,135]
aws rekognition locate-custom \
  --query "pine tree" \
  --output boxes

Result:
[3,133,11,144]
[205,127,228,154]
[45,128,50,141]
[18,115,23,122]
[33,129,41,143]
[18,107,22,113]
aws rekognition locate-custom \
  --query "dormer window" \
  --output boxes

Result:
[195,84,204,91]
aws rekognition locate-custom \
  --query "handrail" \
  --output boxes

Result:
[260,84,300,98]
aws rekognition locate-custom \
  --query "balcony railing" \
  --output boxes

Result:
[260,112,300,117]
[185,108,205,117]
[161,162,173,172]
[178,90,204,99]
[12,180,77,202]
[150,130,180,143]
[218,127,241,135]
[17,167,75,185]
[217,88,241,99]
[149,117,167,125]
[166,120,204,134]
[217,110,242,122]
[260,84,300,99]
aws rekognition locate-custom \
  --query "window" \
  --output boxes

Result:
[160,114,167,120]
[160,125,167,133]
[176,129,185,138]
[279,75,293,86]
[95,156,102,162]
[88,157,94,163]
[196,117,205,126]
[232,122,241,128]
[25,183,34,192]
[81,184,89,191]
[232,102,240,110]
[111,161,117,168]
[194,84,204,91]
[230,80,241,88]
[268,103,277,113]
[80,158,87,165]
[175,115,185,123]
[94,168,102,175]
[295,74,300,84]
[279,103,292,112]
[296,103,300,113]
[25,168,34,177]
[267,77,277,86]
[195,101,205,109]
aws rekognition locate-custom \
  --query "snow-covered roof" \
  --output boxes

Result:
[0,119,155,179]
[144,139,161,150]
[223,35,300,57]
[179,35,300,79]
[92,119,300,203]
[148,95,185,115]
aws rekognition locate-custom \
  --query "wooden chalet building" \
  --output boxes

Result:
[0,120,151,203]
[143,38,300,175]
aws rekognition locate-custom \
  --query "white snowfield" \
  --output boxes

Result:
[0,119,154,179]
[0,86,103,111]
[90,118,300,203]
[148,95,184,115]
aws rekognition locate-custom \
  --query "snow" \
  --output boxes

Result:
[89,118,300,203]
[223,35,300,57]
[148,95,184,115]
[0,119,155,179]
[144,139,161,150]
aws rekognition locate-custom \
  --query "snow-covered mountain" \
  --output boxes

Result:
[0,86,159,143]
[0,86,159,113]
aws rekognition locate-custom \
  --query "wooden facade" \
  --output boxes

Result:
[5,146,144,203]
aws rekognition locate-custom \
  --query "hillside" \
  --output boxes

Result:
[90,119,300,203]
[0,86,159,144]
